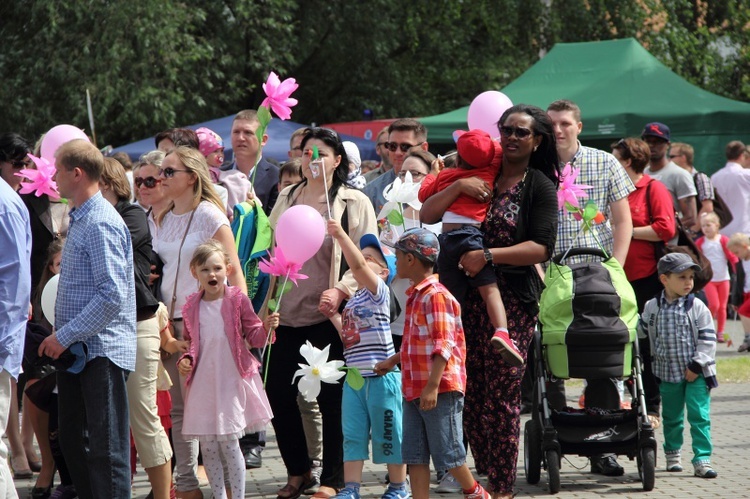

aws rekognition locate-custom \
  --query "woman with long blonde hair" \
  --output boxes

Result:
[153,146,246,499]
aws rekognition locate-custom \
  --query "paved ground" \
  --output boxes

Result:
[13,328,750,498]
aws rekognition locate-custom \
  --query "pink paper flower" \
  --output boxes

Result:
[259,246,308,285]
[261,71,299,120]
[557,162,592,210]
[16,154,60,200]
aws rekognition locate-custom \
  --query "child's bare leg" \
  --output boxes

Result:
[448,463,480,491]
[479,284,507,330]
[386,463,407,484]
[482,284,523,366]
[408,464,431,499]
[343,460,364,484]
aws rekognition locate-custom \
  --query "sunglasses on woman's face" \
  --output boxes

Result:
[135,176,161,188]
[158,167,189,178]
[8,159,32,169]
[499,126,534,140]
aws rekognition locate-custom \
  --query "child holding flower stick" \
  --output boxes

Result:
[326,219,408,499]
[177,240,279,499]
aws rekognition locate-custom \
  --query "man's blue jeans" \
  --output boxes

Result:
[57,357,131,499]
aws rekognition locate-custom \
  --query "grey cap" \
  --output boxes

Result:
[657,252,701,275]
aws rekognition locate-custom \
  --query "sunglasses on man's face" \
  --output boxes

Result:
[135,176,161,188]
[385,141,423,153]
[499,126,534,140]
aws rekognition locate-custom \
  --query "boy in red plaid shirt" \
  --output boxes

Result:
[375,228,489,499]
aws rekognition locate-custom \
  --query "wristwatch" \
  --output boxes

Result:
[483,248,493,264]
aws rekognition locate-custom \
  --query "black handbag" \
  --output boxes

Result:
[646,180,713,291]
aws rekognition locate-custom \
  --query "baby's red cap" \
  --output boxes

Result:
[457,129,495,168]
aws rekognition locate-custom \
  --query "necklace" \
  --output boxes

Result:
[51,201,69,239]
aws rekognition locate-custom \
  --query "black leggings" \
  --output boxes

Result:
[266,321,344,489]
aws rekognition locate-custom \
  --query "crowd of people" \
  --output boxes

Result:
[2,100,750,499]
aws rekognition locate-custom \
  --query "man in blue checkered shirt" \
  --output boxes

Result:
[545,100,635,476]
[547,99,634,264]
[639,253,718,478]
[39,139,136,498]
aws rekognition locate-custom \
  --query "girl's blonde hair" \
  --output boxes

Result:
[157,146,224,224]
[190,239,230,269]
[728,232,750,248]
[700,211,721,227]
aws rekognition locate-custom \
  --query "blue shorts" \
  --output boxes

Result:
[402,391,466,470]
[342,371,403,464]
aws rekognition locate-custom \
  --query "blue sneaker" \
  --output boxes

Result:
[381,486,411,499]
[332,487,362,499]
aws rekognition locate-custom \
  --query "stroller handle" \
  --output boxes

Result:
[552,247,609,265]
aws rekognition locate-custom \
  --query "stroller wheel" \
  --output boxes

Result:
[638,447,656,491]
[545,449,561,494]
[524,419,542,484]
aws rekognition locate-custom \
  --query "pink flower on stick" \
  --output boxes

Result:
[557,162,592,210]
[261,71,299,120]
[16,154,60,200]
[258,247,308,286]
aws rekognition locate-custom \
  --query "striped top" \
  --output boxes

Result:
[341,278,394,376]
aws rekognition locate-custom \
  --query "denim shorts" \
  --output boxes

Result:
[438,226,496,302]
[401,391,466,470]
[342,371,403,464]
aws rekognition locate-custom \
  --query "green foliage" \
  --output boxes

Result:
[0,0,747,149]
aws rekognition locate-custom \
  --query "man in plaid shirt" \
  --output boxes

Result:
[545,100,635,477]
[376,228,490,499]
[547,99,634,264]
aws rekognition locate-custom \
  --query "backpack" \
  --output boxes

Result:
[231,201,272,312]
[539,248,639,380]
[693,172,733,228]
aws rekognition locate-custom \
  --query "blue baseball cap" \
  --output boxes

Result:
[360,233,397,285]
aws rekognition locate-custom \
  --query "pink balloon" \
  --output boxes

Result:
[40,125,90,162]
[467,91,513,139]
[275,205,326,264]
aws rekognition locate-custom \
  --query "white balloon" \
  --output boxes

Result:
[41,274,59,327]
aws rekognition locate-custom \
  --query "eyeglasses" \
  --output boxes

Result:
[8,159,32,169]
[135,176,161,188]
[376,142,388,148]
[615,138,630,154]
[158,167,190,178]
[668,153,683,159]
[385,141,424,153]
[397,170,427,181]
[499,126,534,140]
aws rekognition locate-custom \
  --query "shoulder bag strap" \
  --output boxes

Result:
[169,209,196,320]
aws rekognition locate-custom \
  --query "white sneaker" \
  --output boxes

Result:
[666,451,682,472]
[693,462,718,478]
[435,473,461,493]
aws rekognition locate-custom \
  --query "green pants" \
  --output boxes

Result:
[659,375,712,463]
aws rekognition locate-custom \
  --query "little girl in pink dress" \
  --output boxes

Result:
[179,240,279,499]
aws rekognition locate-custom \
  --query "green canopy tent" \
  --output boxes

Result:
[420,38,750,175]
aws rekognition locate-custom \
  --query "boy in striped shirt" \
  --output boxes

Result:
[327,220,408,499]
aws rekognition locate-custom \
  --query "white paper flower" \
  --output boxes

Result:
[292,341,345,402]
[377,172,423,221]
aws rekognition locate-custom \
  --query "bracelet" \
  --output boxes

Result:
[632,228,635,240]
